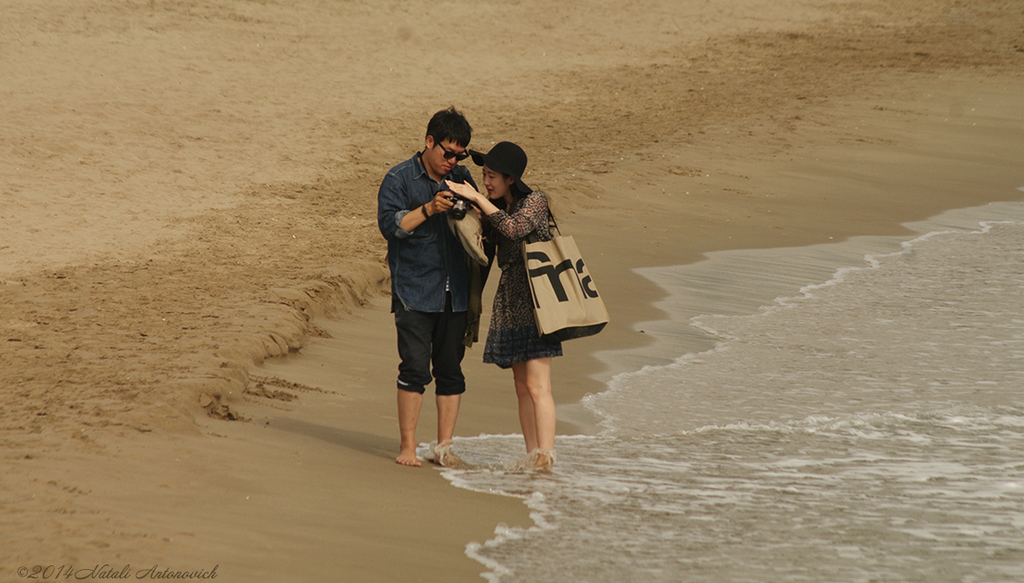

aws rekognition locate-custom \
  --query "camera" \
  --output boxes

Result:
[447,194,468,220]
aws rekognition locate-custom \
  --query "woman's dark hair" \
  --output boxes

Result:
[426,106,472,148]
[503,172,530,208]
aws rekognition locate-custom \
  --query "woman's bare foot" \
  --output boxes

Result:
[507,448,556,471]
[533,448,556,470]
[396,447,422,467]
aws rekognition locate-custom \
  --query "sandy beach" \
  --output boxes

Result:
[2,0,1022,581]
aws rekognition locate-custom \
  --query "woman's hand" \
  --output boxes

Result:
[445,180,483,204]
[446,180,502,218]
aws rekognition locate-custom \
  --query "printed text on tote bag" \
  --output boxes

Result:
[526,251,599,307]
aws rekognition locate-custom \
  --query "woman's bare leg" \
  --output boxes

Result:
[512,358,555,465]
[513,362,539,452]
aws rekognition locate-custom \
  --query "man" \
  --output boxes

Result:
[376,107,476,466]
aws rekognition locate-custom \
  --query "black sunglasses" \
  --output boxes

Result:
[435,142,469,161]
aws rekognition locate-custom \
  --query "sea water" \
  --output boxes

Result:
[432,200,1024,583]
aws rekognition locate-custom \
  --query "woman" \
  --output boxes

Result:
[446,142,561,469]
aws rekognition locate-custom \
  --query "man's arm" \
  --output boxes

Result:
[378,172,457,239]
[398,190,457,233]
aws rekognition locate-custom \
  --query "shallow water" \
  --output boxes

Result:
[437,201,1024,582]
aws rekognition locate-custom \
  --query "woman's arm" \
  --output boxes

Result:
[444,180,502,217]
[447,181,548,240]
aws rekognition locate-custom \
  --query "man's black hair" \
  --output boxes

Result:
[426,106,472,148]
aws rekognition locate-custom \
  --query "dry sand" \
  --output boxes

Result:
[2,0,1023,581]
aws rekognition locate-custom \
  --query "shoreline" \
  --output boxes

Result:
[595,198,1024,403]
[552,74,1024,415]
[3,1,1023,581]
[4,75,1021,581]
[257,77,1024,581]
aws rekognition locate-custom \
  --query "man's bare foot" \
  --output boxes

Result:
[431,440,469,469]
[396,448,422,467]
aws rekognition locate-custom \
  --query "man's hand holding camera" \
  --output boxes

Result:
[425,190,456,217]
[400,190,455,232]
[402,189,476,232]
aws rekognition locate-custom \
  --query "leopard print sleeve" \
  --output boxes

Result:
[484,191,550,241]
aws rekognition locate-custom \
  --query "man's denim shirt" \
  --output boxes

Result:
[377,152,476,313]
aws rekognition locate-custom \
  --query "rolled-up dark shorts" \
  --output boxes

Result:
[393,294,466,396]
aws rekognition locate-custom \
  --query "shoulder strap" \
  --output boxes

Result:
[547,209,560,236]
[526,208,558,243]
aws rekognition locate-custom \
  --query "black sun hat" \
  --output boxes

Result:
[468,141,532,195]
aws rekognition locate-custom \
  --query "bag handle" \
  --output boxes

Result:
[525,208,559,244]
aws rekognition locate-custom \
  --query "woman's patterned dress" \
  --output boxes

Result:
[481,191,563,368]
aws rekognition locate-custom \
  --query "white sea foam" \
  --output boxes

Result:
[443,202,1024,583]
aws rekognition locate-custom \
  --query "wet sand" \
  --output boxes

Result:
[2,0,1023,581]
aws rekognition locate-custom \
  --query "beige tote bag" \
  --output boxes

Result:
[522,226,609,341]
